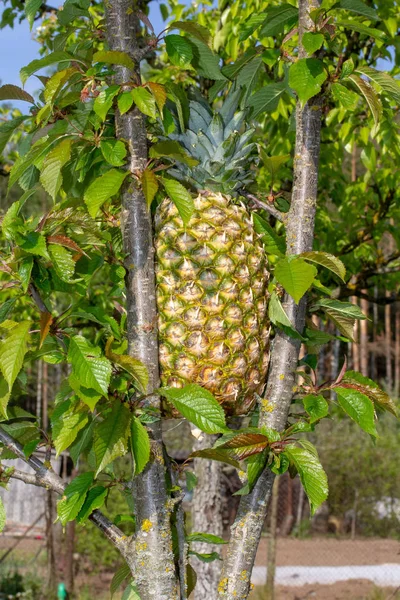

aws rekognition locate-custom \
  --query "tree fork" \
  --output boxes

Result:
[104,2,178,598]
[218,1,322,597]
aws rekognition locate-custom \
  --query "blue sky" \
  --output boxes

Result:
[0,1,169,106]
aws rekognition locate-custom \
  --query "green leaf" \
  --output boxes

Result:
[69,419,95,465]
[40,139,72,200]
[312,299,366,342]
[131,417,150,475]
[260,153,290,181]
[171,21,212,46]
[0,321,30,393]
[8,138,56,190]
[100,140,127,167]
[165,34,193,67]
[132,87,157,119]
[271,452,289,475]
[149,140,199,167]
[84,169,128,217]
[118,92,134,115]
[336,20,386,40]
[247,82,286,119]
[68,336,112,397]
[253,214,286,257]
[57,471,94,526]
[355,66,400,105]
[289,58,327,104]
[340,371,397,416]
[20,232,49,259]
[105,340,149,393]
[0,497,6,533]
[161,178,194,225]
[188,37,226,81]
[185,471,197,492]
[239,14,268,42]
[160,384,227,434]
[302,32,324,55]
[186,532,227,545]
[260,4,298,37]
[275,257,317,304]
[49,244,76,282]
[337,0,378,21]
[121,583,141,600]
[141,168,159,209]
[331,82,359,109]
[25,0,42,28]
[0,84,34,104]
[303,394,329,423]
[77,486,107,522]
[189,551,221,563]
[0,299,17,325]
[93,85,120,122]
[245,449,268,491]
[93,50,134,70]
[300,251,346,282]
[44,67,78,104]
[217,432,269,460]
[69,373,102,411]
[51,398,89,456]
[146,82,167,115]
[348,74,382,125]
[110,563,131,599]
[335,387,377,437]
[0,116,27,155]
[268,291,304,340]
[20,52,74,84]
[284,446,328,515]
[93,402,131,476]
[340,58,354,79]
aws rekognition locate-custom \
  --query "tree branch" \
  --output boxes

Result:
[104,2,178,598]
[242,191,285,223]
[0,427,130,558]
[218,2,322,597]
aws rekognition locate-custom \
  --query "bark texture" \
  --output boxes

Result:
[192,434,223,600]
[265,477,279,600]
[218,2,322,597]
[104,3,178,598]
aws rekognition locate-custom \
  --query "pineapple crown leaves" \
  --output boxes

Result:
[153,88,259,196]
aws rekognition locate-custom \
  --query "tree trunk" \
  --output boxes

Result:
[350,488,358,541]
[65,521,75,597]
[265,477,279,600]
[394,304,400,398]
[360,294,369,377]
[385,292,393,392]
[351,297,360,372]
[45,490,57,599]
[218,2,322,597]
[104,3,177,598]
[371,287,379,380]
[295,481,305,530]
[192,434,223,600]
[280,473,293,537]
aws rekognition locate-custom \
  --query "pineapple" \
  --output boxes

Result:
[154,93,270,416]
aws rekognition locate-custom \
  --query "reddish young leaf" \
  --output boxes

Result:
[40,311,53,349]
[218,433,269,460]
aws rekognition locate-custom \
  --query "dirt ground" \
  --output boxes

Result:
[250,537,400,600]
[255,536,400,566]
[1,535,400,599]
[250,580,400,600]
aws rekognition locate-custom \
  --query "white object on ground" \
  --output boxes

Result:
[251,564,400,587]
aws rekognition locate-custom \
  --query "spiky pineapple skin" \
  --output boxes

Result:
[155,192,270,416]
